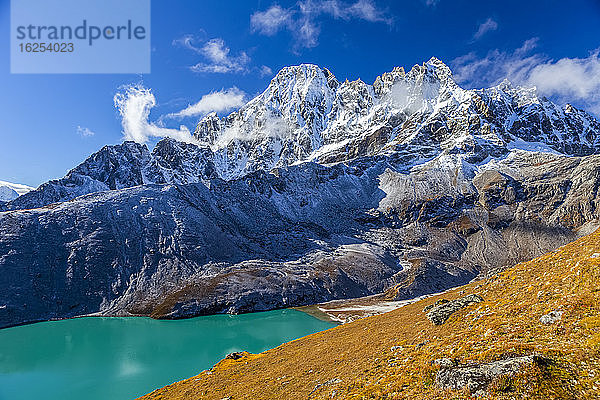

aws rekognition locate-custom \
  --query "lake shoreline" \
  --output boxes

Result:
[0,309,334,400]
[0,306,329,330]
[3,292,438,330]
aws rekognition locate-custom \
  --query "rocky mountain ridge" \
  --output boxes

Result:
[2,58,600,328]
[5,58,599,212]
[195,57,600,178]
[2,139,216,212]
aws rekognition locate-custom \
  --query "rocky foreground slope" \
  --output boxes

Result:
[2,58,600,328]
[139,228,600,400]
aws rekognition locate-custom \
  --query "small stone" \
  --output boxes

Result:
[225,351,246,360]
[540,310,563,325]
[432,358,458,368]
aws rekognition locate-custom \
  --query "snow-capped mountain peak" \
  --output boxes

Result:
[5,60,600,330]
[0,180,34,202]
[6,58,598,211]
[6,58,600,212]
[191,58,600,179]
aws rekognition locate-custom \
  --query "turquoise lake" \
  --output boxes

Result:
[0,310,334,400]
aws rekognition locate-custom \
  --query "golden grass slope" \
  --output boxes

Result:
[139,229,600,399]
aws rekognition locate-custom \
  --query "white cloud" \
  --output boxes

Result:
[384,80,427,114]
[113,84,196,144]
[250,5,293,35]
[451,39,600,116]
[211,112,292,149]
[77,126,95,137]
[192,38,250,74]
[172,35,200,53]
[301,0,390,22]
[346,0,390,22]
[166,88,247,119]
[297,16,320,48]
[251,0,391,49]
[174,36,251,74]
[425,0,440,7]
[527,52,600,106]
[452,38,543,88]
[473,17,498,40]
[260,65,274,77]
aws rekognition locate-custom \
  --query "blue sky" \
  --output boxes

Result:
[1,0,600,187]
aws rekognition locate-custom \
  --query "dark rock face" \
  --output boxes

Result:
[4,139,216,211]
[425,294,483,325]
[5,142,151,211]
[0,163,400,328]
[3,151,600,328]
[2,59,600,328]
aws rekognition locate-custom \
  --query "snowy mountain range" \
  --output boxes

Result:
[0,180,34,202]
[2,58,600,328]
[194,57,599,178]
[5,58,599,212]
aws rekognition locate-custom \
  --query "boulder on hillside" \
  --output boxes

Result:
[425,294,483,325]
[435,355,547,396]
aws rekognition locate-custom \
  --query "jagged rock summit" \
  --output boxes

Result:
[6,58,600,212]
[195,57,600,178]
[2,58,600,329]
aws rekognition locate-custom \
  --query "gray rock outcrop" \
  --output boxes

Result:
[426,294,484,325]
[435,355,544,396]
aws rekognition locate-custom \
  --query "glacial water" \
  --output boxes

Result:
[0,309,334,400]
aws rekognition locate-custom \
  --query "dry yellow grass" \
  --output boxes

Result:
[139,229,600,399]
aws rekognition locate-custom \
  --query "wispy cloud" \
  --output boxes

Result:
[192,38,251,73]
[166,88,246,119]
[76,126,95,137]
[113,84,196,144]
[175,36,250,73]
[473,17,498,40]
[173,36,272,76]
[452,38,545,87]
[452,39,600,116]
[260,65,274,77]
[210,112,292,149]
[251,5,293,35]
[251,0,391,49]
[528,51,600,114]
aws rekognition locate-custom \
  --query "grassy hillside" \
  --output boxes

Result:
[139,229,600,399]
